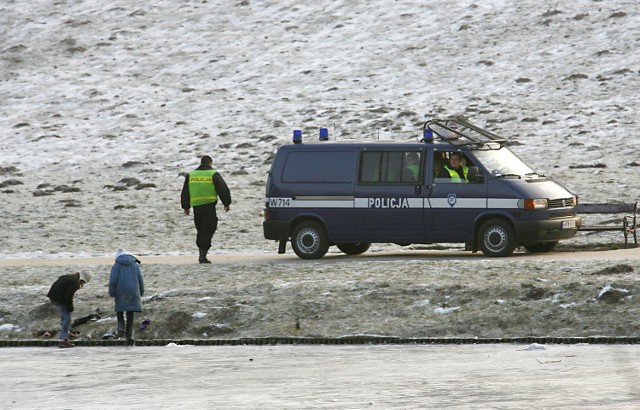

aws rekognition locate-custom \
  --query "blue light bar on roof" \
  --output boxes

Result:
[319,127,329,141]
[293,130,302,143]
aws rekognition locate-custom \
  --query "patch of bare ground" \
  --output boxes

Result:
[2,251,639,342]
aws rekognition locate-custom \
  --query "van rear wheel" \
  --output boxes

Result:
[478,219,516,257]
[291,221,329,259]
[337,242,371,256]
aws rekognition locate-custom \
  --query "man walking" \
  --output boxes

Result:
[181,155,232,263]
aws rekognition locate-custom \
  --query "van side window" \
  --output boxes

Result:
[434,151,479,183]
[359,151,421,184]
[282,151,355,183]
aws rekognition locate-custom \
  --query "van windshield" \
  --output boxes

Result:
[473,147,536,177]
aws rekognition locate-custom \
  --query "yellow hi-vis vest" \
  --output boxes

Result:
[188,169,218,207]
[407,164,419,179]
[443,165,468,183]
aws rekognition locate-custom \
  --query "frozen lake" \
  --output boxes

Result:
[1,343,640,409]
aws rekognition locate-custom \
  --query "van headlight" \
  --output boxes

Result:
[519,198,548,209]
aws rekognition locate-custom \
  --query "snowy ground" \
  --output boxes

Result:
[1,0,639,342]
[1,0,639,260]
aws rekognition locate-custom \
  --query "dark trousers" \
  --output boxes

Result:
[117,311,135,340]
[193,203,218,251]
[51,300,71,341]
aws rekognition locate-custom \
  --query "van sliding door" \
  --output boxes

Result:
[354,150,425,242]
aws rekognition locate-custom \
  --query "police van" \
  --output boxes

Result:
[263,117,581,259]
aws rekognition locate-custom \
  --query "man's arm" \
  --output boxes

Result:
[437,168,450,179]
[180,174,191,214]
[213,173,231,211]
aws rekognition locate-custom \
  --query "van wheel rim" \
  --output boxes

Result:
[484,227,506,252]
[297,229,319,253]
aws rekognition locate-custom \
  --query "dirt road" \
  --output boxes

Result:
[0,247,637,267]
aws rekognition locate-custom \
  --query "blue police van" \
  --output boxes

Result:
[263,117,581,259]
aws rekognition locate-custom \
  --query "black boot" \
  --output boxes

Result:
[198,249,211,264]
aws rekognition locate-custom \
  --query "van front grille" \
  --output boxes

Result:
[548,198,574,209]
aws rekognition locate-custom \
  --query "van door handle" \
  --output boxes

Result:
[426,185,433,196]
[415,185,422,196]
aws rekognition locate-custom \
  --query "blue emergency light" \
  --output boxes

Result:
[293,130,302,143]
[319,127,329,141]
[423,128,433,142]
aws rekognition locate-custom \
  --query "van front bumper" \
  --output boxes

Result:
[513,216,582,245]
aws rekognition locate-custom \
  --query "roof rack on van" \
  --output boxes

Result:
[422,116,507,148]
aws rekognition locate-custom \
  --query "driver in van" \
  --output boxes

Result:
[438,152,468,183]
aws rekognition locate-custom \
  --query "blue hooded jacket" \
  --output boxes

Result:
[109,254,145,312]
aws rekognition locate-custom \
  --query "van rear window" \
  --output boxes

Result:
[282,151,355,183]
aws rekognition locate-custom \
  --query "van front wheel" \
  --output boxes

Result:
[291,221,329,259]
[478,219,516,257]
[337,242,371,256]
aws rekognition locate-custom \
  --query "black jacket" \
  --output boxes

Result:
[47,274,81,313]
[181,165,232,210]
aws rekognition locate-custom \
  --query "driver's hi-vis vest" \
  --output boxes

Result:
[443,165,468,183]
[188,169,218,206]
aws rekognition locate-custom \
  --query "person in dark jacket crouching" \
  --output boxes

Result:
[47,270,92,348]
[109,248,144,346]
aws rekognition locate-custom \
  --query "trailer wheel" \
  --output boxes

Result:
[291,221,329,259]
[478,219,516,257]
[337,242,371,256]
[524,241,558,253]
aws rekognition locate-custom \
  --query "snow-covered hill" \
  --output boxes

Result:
[1,0,639,258]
